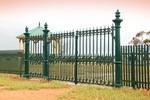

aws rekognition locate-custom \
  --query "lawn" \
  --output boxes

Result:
[0,74,69,90]
[0,74,149,100]
[58,85,150,100]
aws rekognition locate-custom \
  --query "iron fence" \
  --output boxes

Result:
[121,45,150,89]
[24,10,122,87]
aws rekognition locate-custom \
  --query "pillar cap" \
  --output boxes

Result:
[24,26,30,36]
[113,9,123,24]
[44,23,48,30]
[25,26,28,33]
[115,9,121,19]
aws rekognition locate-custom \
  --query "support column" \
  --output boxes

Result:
[113,10,123,87]
[24,26,30,78]
[43,23,49,78]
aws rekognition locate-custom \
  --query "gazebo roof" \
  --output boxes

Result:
[16,23,53,40]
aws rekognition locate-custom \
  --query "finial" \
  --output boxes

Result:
[115,9,120,18]
[25,26,28,33]
[44,22,48,30]
[113,9,123,23]
[39,22,40,27]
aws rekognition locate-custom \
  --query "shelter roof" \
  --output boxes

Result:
[16,23,53,40]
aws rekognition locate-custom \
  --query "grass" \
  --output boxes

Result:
[0,74,69,90]
[0,74,150,100]
[58,85,150,100]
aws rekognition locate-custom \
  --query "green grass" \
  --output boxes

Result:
[58,85,150,100]
[0,74,69,90]
[0,74,149,100]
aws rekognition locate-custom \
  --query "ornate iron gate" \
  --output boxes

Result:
[24,10,122,87]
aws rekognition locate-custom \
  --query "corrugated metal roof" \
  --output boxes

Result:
[16,24,53,39]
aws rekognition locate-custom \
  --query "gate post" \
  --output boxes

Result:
[113,10,123,87]
[43,23,49,78]
[24,26,30,78]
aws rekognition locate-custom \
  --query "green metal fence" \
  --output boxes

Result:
[0,9,148,90]
[23,10,123,87]
[26,25,115,86]
[47,26,115,85]
[0,50,24,76]
[121,45,150,89]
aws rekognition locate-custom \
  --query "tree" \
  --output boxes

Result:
[129,31,150,45]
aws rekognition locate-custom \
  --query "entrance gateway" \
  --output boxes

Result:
[22,10,122,87]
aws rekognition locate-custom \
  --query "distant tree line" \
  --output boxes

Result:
[129,31,150,45]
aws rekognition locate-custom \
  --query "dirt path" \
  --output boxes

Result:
[0,88,72,100]
[0,74,74,100]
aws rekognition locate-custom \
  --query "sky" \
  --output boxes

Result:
[0,0,150,50]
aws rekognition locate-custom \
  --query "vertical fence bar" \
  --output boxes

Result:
[103,27,106,84]
[111,25,115,86]
[125,46,128,86]
[141,45,144,88]
[107,27,110,84]
[131,46,135,89]
[128,45,131,87]
[85,30,88,82]
[66,32,68,80]
[135,45,138,88]
[134,45,138,86]
[100,28,102,84]
[63,32,65,79]
[24,26,30,78]
[121,46,123,85]
[147,45,149,89]
[69,32,71,79]
[144,45,147,88]
[60,33,62,79]
[96,28,98,82]
[113,10,123,87]
[82,30,85,80]
[138,45,141,88]
[50,34,53,77]
[72,32,74,79]
[74,31,78,84]
[92,28,95,83]
[43,23,49,78]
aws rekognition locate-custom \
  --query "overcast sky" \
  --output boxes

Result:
[0,0,150,50]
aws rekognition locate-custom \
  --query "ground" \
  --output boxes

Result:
[0,88,72,100]
[0,74,74,100]
[0,74,149,100]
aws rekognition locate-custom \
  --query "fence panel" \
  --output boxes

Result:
[76,27,115,85]
[121,45,150,89]
[47,26,115,85]
[23,10,123,87]
[28,35,44,77]
[48,32,75,81]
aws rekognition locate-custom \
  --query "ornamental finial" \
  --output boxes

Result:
[25,26,28,33]
[115,9,120,18]
[44,23,48,30]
